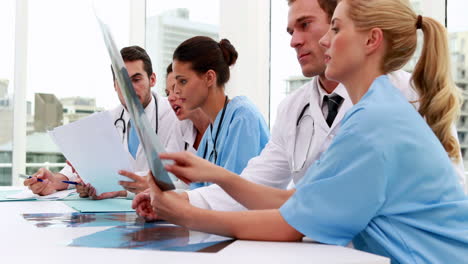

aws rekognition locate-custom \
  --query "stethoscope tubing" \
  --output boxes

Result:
[113,95,159,142]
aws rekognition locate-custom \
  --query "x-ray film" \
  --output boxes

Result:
[69,223,234,253]
[95,16,175,191]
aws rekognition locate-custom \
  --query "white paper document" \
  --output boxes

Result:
[49,111,135,195]
[6,189,76,201]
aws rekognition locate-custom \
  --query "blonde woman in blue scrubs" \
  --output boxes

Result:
[143,0,468,263]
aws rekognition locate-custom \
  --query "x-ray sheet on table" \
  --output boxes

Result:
[95,14,175,191]
[49,111,134,195]
[22,212,143,228]
[69,222,234,253]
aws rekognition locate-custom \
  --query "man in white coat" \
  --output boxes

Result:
[133,0,466,217]
[24,46,179,199]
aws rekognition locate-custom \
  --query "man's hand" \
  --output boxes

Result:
[118,171,148,194]
[23,168,60,196]
[147,174,192,226]
[132,190,159,221]
[76,181,92,198]
[91,190,127,200]
[76,182,126,200]
[132,188,189,222]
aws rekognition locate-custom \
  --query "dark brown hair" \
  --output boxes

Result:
[173,36,238,87]
[287,0,338,21]
[112,45,153,80]
[166,63,173,77]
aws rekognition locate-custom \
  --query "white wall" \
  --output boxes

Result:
[420,0,445,25]
[219,0,271,124]
[129,0,146,47]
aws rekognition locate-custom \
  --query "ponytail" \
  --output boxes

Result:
[412,16,461,161]
[345,0,462,161]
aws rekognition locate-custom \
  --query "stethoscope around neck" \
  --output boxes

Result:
[291,102,314,173]
[203,95,229,164]
[114,94,159,142]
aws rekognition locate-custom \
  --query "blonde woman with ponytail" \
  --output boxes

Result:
[137,1,468,263]
[341,0,465,184]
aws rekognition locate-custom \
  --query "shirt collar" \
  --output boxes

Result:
[145,94,156,118]
[315,77,348,108]
[123,94,156,121]
[180,119,197,146]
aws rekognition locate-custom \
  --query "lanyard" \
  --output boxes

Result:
[203,96,229,164]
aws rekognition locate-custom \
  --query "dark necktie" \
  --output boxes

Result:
[323,94,344,127]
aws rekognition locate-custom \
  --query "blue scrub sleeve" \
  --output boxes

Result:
[220,114,268,175]
[280,129,387,246]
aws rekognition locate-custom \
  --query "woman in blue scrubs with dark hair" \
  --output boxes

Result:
[144,0,468,263]
[170,36,270,187]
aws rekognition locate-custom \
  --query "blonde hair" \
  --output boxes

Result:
[342,0,461,161]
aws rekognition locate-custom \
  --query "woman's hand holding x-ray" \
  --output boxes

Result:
[147,172,192,226]
[132,189,159,222]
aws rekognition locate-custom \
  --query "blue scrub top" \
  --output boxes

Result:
[192,96,270,188]
[280,76,468,264]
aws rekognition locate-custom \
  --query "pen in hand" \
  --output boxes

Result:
[19,173,80,185]
[62,180,81,185]
[19,174,44,182]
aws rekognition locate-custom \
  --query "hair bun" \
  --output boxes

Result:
[219,39,238,66]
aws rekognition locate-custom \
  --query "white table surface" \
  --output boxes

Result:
[0,187,389,264]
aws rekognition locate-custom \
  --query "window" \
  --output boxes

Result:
[269,0,446,127]
[145,0,270,121]
[0,0,133,186]
[0,0,16,185]
[458,132,465,144]
[403,0,446,72]
[269,0,306,127]
[4,0,266,186]
[22,0,131,178]
[448,0,468,172]
[145,0,220,95]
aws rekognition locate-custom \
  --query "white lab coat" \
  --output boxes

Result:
[187,70,467,211]
[165,119,202,190]
[165,119,198,154]
[60,91,181,181]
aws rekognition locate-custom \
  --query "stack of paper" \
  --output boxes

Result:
[3,189,76,201]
